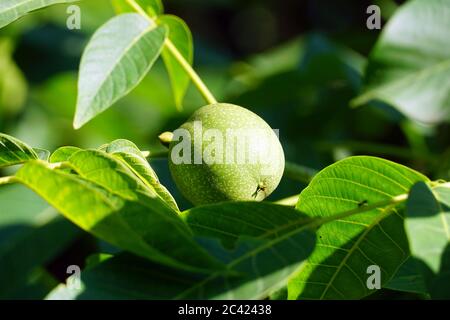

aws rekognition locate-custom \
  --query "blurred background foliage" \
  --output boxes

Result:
[0,0,449,299]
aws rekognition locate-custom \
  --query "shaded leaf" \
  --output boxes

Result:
[0,184,80,298]
[50,202,317,299]
[385,257,428,295]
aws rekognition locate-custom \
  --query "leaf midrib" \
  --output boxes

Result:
[354,58,450,105]
[318,206,393,299]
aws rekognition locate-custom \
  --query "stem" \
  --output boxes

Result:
[48,162,72,170]
[0,176,17,186]
[274,194,299,206]
[125,0,218,105]
[284,161,318,183]
[143,150,169,159]
[165,41,217,104]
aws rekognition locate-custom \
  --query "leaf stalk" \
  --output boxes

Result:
[0,176,17,185]
[125,0,218,105]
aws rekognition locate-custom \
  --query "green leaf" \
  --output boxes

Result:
[0,39,27,114]
[158,15,193,110]
[352,0,450,124]
[288,156,429,300]
[49,202,318,299]
[101,139,179,211]
[0,133,37,167]
[73,14,168,129]
[178,202,317,299]
[0,0,78,29]
[112,0,163,17]
[385,257,428,295]
[14,159,222,274]
[49,146,81,163]
[405,181,450,298]
[0,184,80,298]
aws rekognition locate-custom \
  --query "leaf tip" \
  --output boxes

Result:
[72,115,85,130]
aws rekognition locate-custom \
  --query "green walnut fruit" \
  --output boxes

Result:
[168,103,285,205]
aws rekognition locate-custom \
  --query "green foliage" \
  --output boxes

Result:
[353,0,450,124]
[74,14,167,128]
[112,0,163,17]
[0,133,37,167]
[0,184,80,298]
[100,139,179,210]
[406,181,450,298]
[289,156,428,299]
[50,146,81,163]
[0,39,27,116]
[15,154,223,274]
[0,0,78,29]
[49,202,319,299]
[0,133,449,300]
[159,15,193,109]
[0,0,449,301]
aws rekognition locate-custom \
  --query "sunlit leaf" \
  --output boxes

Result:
[288,156,428,299]
[50,146,81,163]
[0,0,78,29]
[352,0,450,124]
[74,14,167,129]
[14,159,224,273]
[0,133,37,167]
[100,139,179,211]
[405,181,450,298]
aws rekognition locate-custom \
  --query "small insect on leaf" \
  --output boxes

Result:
[358,200,369,207]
